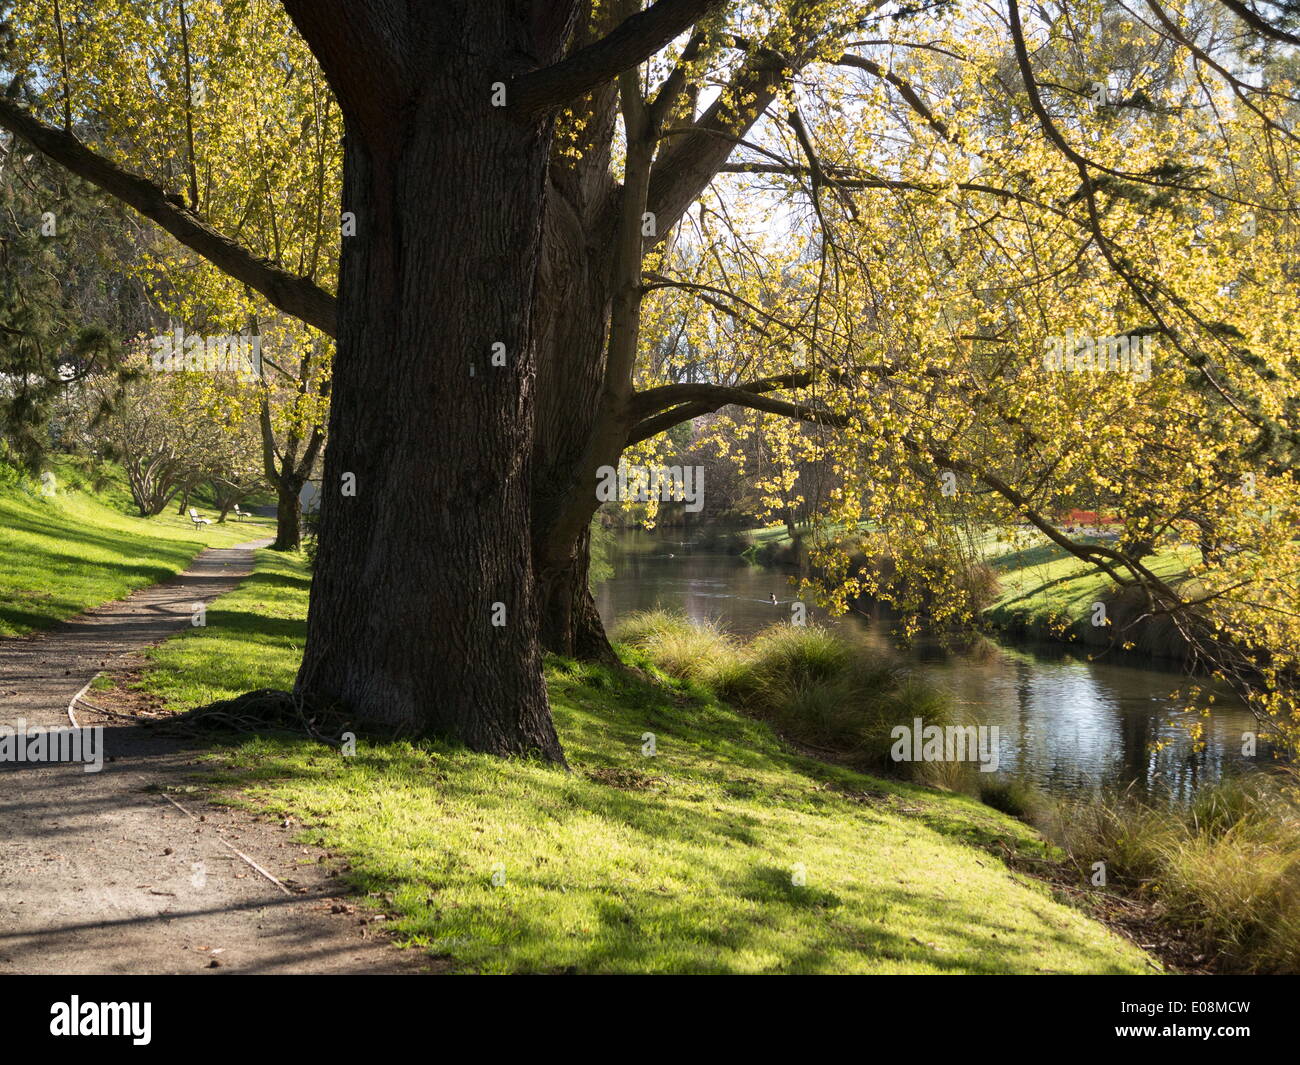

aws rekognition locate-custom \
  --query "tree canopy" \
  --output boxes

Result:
[1,0,1296,758]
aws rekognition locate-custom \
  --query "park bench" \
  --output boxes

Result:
[233,503,247,522]
[189,508,212,528]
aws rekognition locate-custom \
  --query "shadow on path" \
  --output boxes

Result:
[0,540,429,975]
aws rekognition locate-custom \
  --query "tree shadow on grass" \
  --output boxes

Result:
[986,542,1069,573]
[114,597,1145,974]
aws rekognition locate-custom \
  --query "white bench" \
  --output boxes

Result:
[233,503,247,522]
[189,508,212,528]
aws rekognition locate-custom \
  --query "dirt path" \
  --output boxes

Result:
[0,541,429,974]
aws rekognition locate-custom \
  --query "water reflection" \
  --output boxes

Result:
[595,531,1269,800]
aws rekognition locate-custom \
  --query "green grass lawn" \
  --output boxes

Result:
[744,520,1197,641]
[984,541,1193,634]
[0,463,274,637]
[140,550,1158,974]
[740,519,874,546]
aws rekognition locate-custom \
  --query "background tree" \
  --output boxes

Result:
[82,352,220,515]
[0,114,147,469]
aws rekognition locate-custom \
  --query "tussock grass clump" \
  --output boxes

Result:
[615,610,967,787]
[1056,772,1300,973]
[747,624,851,687]
[613,609,743,687]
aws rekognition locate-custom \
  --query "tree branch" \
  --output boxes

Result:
[833,53,952,142]
[626,378,1181,601]
[644,3,888,242]
[626,377,849,444]
[0,97,337,336]
[511,0,726,113]
[280,0,407,142]
[643,38,795,239]
[631,368,864,420]
[1218,0,1300,46]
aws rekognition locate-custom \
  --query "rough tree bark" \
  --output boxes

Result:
[0,0,749,755]
[280,0,582,759]
[531,62,620,659]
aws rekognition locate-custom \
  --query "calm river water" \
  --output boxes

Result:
[595,531,1270,800]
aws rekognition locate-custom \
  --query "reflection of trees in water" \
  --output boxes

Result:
[599,533,1264,800]
[1014,657,1034,785]
[1118,698,1156,797]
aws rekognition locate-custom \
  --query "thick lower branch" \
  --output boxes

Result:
[0,97,337,336]
[511,0,726,113]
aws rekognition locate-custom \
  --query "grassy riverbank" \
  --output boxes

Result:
[740,522,1194,659]
[605,529,1300,972]
[1050,773,1300,973]
[0,462,272,637]
[134,551,1155,974]
[983,542,1194,656]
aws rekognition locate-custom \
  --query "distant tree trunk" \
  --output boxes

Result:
[1194,515,1221,566]
[272,479,302,550]
[176,488,190,515]
[258,391,323,552]
[126,458,179,517]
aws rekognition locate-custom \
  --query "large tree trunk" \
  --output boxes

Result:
[292,7,567,761]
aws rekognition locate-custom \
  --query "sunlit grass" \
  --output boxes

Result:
[614,610,969,787]
[987,544,1192,627]
[140,568,1156,973]
[0,462,274,637]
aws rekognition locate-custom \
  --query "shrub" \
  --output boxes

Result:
[617,612,968,786]
[613,610,743,688]
[301,506,320,571]
[1054,771,1300,973]
[747,624,851,689]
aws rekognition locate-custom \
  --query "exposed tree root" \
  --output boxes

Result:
[168,688,361,747]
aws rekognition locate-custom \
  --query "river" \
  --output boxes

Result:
[595,530,1271,801]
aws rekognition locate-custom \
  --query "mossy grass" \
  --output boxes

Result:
[136,552,1156,974]
[0,459,274,637]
